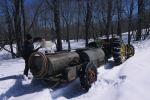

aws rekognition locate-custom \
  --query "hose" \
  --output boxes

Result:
[28,52,48,79]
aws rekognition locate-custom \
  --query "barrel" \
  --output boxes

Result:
[29,52,80,79]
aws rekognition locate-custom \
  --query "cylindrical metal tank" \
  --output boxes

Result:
[77,48,105,67]
[29,52,80,78]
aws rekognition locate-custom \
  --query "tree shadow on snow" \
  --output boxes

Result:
[0,75,19,81]
[0,75,46,100]
[0,75,86,100]
[50,79,86,99]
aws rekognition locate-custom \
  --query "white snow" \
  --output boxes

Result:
[0,39,150,100]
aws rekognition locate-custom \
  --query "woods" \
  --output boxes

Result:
[0,0,150,57]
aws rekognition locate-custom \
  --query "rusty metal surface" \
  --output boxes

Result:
[47,52,80,75]
[78,48,105,67]
[30,52,80,78]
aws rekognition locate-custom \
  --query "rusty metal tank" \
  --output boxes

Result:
[77,48,105,67]
[29,51,80,79]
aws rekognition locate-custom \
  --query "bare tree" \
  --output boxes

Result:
[94,0,104,37]
[125,0,134,44]
[85,0,93,46]
[26,0,44,34]
[143,0,150,39]
[3,0,15,58]
[128,0,134,44]
[61,0,75,51]
[53,0,62,51]
[99,0,114,39]
[76,0,82,41]
[13,0,23,56]
[21,0,25,39]
[136,0,144,41]
[116,0,123,38]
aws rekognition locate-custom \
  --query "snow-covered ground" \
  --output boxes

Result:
[0,38,150,100]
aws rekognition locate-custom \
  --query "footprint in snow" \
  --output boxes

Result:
[119,75,126,80]
[98,75,127,88]
[114,75,127,88]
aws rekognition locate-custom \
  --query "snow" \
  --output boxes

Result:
[0,39,150,100]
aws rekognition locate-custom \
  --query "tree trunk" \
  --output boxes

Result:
[91,19,96,41]
[105,0,112,40]
[136,0,143,41]
[13,0,23,56]
[111,23,114,38]
[117,0,122,38]
[128,0,134,45]
[66,23,71,51]
[21,0,25,41]
[53,0,62,51]
[4,0,15,58]
[85,0,93,47]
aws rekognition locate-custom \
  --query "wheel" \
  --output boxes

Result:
[112,38,126,65]
[126,44,135,58]
[79,62,97,91]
